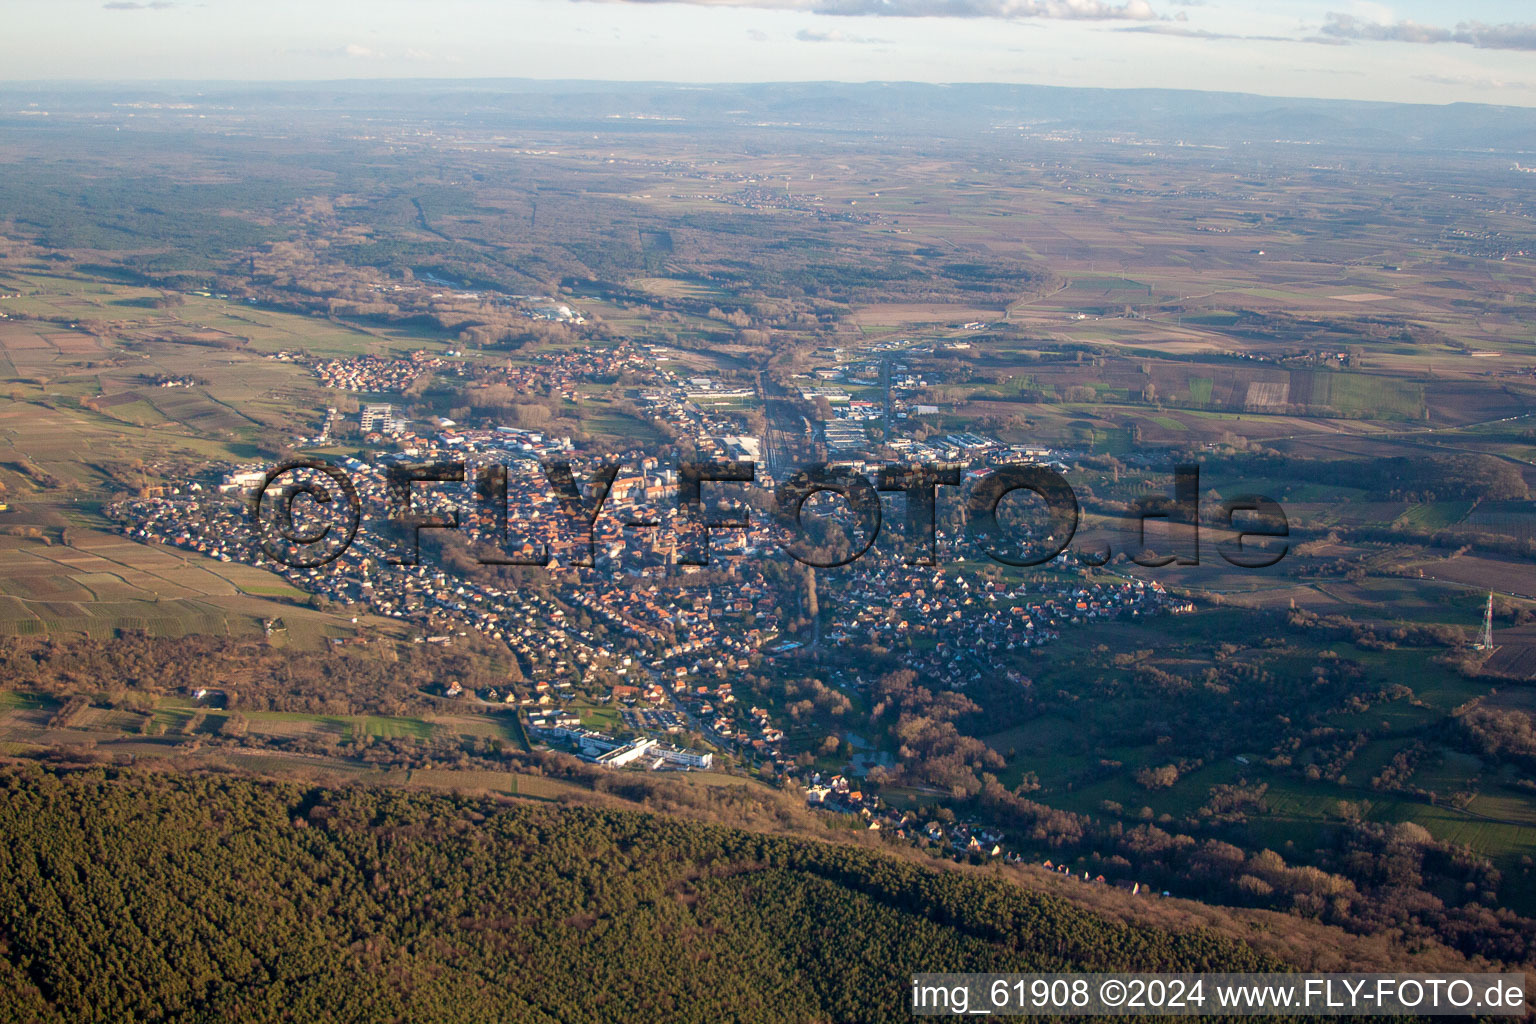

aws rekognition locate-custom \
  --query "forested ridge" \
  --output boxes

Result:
[0,764,1289,1023]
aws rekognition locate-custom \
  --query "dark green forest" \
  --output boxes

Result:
[0,764,1285,1023]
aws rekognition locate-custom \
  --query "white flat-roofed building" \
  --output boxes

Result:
[658,746,713,769]
[596,737,657,766]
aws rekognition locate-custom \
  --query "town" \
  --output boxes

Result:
[111,332,1187,880]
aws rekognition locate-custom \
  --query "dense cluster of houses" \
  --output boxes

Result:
[112,337,1189,815]
[828,570,1172,691]
[474,343,657,404]
[115,402,1179,786]
[313,350,446,392]
[116,463,602,689]
[113,417,803,772]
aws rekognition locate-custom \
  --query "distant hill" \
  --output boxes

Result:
[5,79,1534,154]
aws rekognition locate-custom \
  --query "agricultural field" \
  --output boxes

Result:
[0,524,378,643]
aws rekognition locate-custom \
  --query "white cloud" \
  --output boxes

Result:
[1322,13,1536,51]
[1413,71,1531,91]
[572,0,1158,20]
[1115,23,1288,42]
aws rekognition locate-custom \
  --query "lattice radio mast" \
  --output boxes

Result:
[1475,591,1495,651]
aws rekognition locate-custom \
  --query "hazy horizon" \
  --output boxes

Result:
[2,0,1534,107]
[4,74,1536,117]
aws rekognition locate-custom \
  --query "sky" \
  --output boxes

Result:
[2,0,1535,106]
